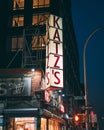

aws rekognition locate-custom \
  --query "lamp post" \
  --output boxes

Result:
[83,26,104,130]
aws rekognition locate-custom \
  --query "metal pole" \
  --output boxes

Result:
[83,26,104,130]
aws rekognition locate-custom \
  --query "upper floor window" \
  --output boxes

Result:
[32,13,49,25]
[12,36,23,51]
[33,0,50,8]
[32,35,46,50]
[13,0,24,10]
[12,15,24,27]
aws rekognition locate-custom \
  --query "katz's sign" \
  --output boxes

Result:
[46,14,63,90]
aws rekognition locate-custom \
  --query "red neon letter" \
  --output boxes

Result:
[54,55,60,68]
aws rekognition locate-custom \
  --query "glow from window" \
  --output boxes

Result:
[13,0,24,10]
[32,13,49,25]
[12,36,23,51]
[32,35,46,50]
[33,0,50,8]
[12,15,24,27]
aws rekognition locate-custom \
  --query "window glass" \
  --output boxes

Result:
[48,119,61,130]
[45,0,50,7]
[39,0,44,7]
[12,36,23,51]
[32,35,46,50]
[33,0,50,8]
[32,13,49,50]
[41,118,47,130]
[32,14,49,25]
[12,15,24,27]
[13,0,24,10]
[33,0,38,8]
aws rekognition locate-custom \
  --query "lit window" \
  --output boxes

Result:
[32,14,49,25]
[13,0,24,10]
[12,15,24,27]
[32,35,46,50]
[48,119,60,130]
[12,36,23,51]
[33,0,50,8]
[45,0,50,7]
[41,118,47,130]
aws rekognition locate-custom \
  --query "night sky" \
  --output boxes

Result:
[71,0,104,118]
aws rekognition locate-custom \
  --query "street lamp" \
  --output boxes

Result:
[83,26,104,130]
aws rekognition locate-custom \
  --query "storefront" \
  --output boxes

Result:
[0,68,66,130]
[2,108,66,130]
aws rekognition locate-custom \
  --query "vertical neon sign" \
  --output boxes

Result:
[46,15,63,90]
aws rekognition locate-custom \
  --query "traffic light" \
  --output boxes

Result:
[89,111,97,124]
[74,115,80,122]
[90,111,94,116]
[73,113,87,125]
[73,114,80,126]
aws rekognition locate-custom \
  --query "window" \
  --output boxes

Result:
[32,35,46,50]
[33,0,50,8]
[48,119,61,130]
[32,13,49,25]
[41,118,47,130]
[13,0,24,10]
[12,36,23,51]
[12,15,24,27]
[32,13,49,50]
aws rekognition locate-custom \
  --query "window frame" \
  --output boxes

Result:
[33,0,50,8]
[13,0,24,10]
[11,36,23,51]
[12,15,24,27]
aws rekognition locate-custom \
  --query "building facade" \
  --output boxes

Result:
[0,0,84,129]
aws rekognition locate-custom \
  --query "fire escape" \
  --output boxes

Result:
[21,25,46,69]
[7,14,49,69]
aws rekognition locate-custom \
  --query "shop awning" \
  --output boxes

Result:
[41,109,66,124]
[4,108,66,124]
[4,108,39,117]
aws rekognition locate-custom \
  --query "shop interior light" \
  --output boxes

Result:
[31,68,35,72]
[62,94,65,97]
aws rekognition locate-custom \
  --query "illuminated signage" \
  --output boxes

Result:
[46,14,63,90]
[0,68,45,96]
[59,104,65,113]
[0,77,31,96]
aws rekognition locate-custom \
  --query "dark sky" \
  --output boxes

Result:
[71,0,104,118]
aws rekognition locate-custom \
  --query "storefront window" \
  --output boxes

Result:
[41,118,47,130]
[12,36,23,51]
[33,0,50,8]
[12,15,24,27]
[13,0,24,10]
[48,119,61,130]
[6,117,37,130]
